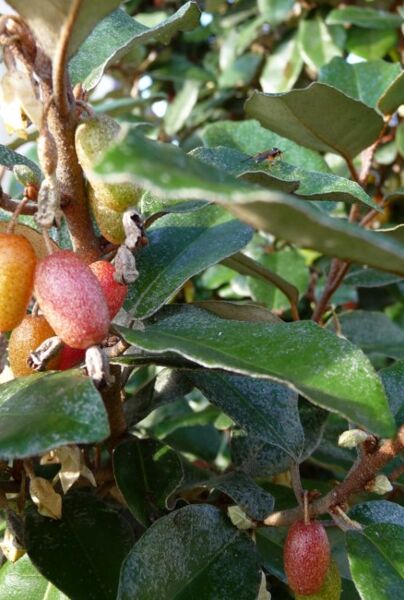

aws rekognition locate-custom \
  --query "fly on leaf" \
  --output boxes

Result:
[241,147,283,164]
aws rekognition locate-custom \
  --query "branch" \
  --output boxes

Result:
[264,425,404,527]
[0,191,37,215]
[53,0,82,115]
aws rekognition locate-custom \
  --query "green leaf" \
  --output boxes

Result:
[349,501,404,527]
[222,194,404,277]
[256,530,286,582]
[0,555,68,600]
[165,424,223,462]
[257,0,294,23]
[188,372,304,458]
[201,119,330,172]
[0,371,109,459]
[190,471,275,520]
[218,53,263,89]
[326,7,403,30]
[118,505,261,600]
[330,311,404,359]
[346,28,398,61]
[298,15,343,71]
[7,0,121,59]
[378,71,404,115]
[347,524,404,600]
[164,80,200,136]
[260,33,303,93]
[25,492,135,600]
[319,58,402,112]
[246,248,309,312]
[244,84,384,158]
[125,204,253,318]
[69,2,201,90]
[379,361,404,426]
[344,266,402,288]
[117,305,395,436]
[192,146,377,209]
[0,145,41,179]
[113,437,183,527]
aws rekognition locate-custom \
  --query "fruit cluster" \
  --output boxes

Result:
[1,231,128,377]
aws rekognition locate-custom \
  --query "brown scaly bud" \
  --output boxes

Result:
[35,174,63,228]
[85,345,114,388]
[114,244,139,285]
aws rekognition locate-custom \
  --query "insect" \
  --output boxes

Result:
[241,147,283,164]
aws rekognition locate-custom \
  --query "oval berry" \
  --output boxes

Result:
[89,188,125,244]
[89,260,128,319]
[34,250,110,349]
[284,520,330,596]
[8,315,60,376]
[0,233,36,332]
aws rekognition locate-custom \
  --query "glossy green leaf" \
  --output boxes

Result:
[0,370,109,459]
[379,361,404,426]
[255,530,286,582]
[326,7,403,30]
[164,80,200,136]
[0,555,68,600]
[257,0,294,23]
[344,266,402,288]
[25,492,135,600]
[185,471,275,520]
[125,204,253,318]
[378,71,404,115]
[245,84,384,159]
[222,194,404,277]
[192,146,377,209]
[70,2,201,90]
[246,248,309,312]
[201,119,330,172]
[118,505,261,600]
[349,501,404,527]
[7,0,121,59]
[298,15,343,71]
[346,28,398,61]
[117,305,395,436]
[347,524,404,600]
[113,437,183,527]
[260,33,303,93]
[188,372,304,458]
[319,58,402,112]
[218,53,262,89]
[330,311,404,359]
[0,144,41,179]
[165,424,223,462]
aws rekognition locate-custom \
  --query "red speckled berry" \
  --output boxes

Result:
[34,250,110,349]
[284,520,330,596]
[59,345,86,370]
[89,260,128,319]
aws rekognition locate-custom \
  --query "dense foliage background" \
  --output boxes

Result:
[0,0,403,598]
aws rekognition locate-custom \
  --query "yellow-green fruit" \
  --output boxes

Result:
[89,188,125,244]
[75,115,142,211]
[295,560,341,600]
[8,315,61,376]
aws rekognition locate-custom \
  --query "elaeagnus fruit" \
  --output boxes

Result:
[8,315,61,376]
[295,560,342,600]
[89,260,128,319]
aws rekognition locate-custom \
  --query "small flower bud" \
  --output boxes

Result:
[366,474,393,495]
[13,164,40,187]
[338,429,369,449]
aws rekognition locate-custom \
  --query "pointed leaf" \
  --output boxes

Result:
[188,372,304,458]
[347,524,404,600]
[0,555,68,600]
[378,71,404,115]
[117,305,395,436]
[379,361,404,426]
[298,15,343,71]
[245,84,384,158]
[125,204,253,318]
[326,7,403,30]
[113,437,183,527]
[349,501,404,527]
[70,3,201,90]
[25,492,135,600]
[260,33,303,93]
[118,505,261,600]
[0,371,109,459]
[0,144,41,179]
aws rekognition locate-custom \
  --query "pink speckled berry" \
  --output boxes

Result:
[89,260,128,319]
[34,250,110,349]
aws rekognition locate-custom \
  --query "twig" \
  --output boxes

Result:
[0,193,37,216]
[6,196,31,233]
[290,462,304,507]
[264,425,404,527]
[53,0,82,115]
[329,505,362,532]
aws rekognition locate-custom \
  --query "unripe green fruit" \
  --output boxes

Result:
[75,115,142,212]
[89,260,128,319]
[0,233,36,332]
[284,520,331,596]
[9,315,61,376]
[34,250,110,349]
[295,560,341,600]
[89,187,125,244]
